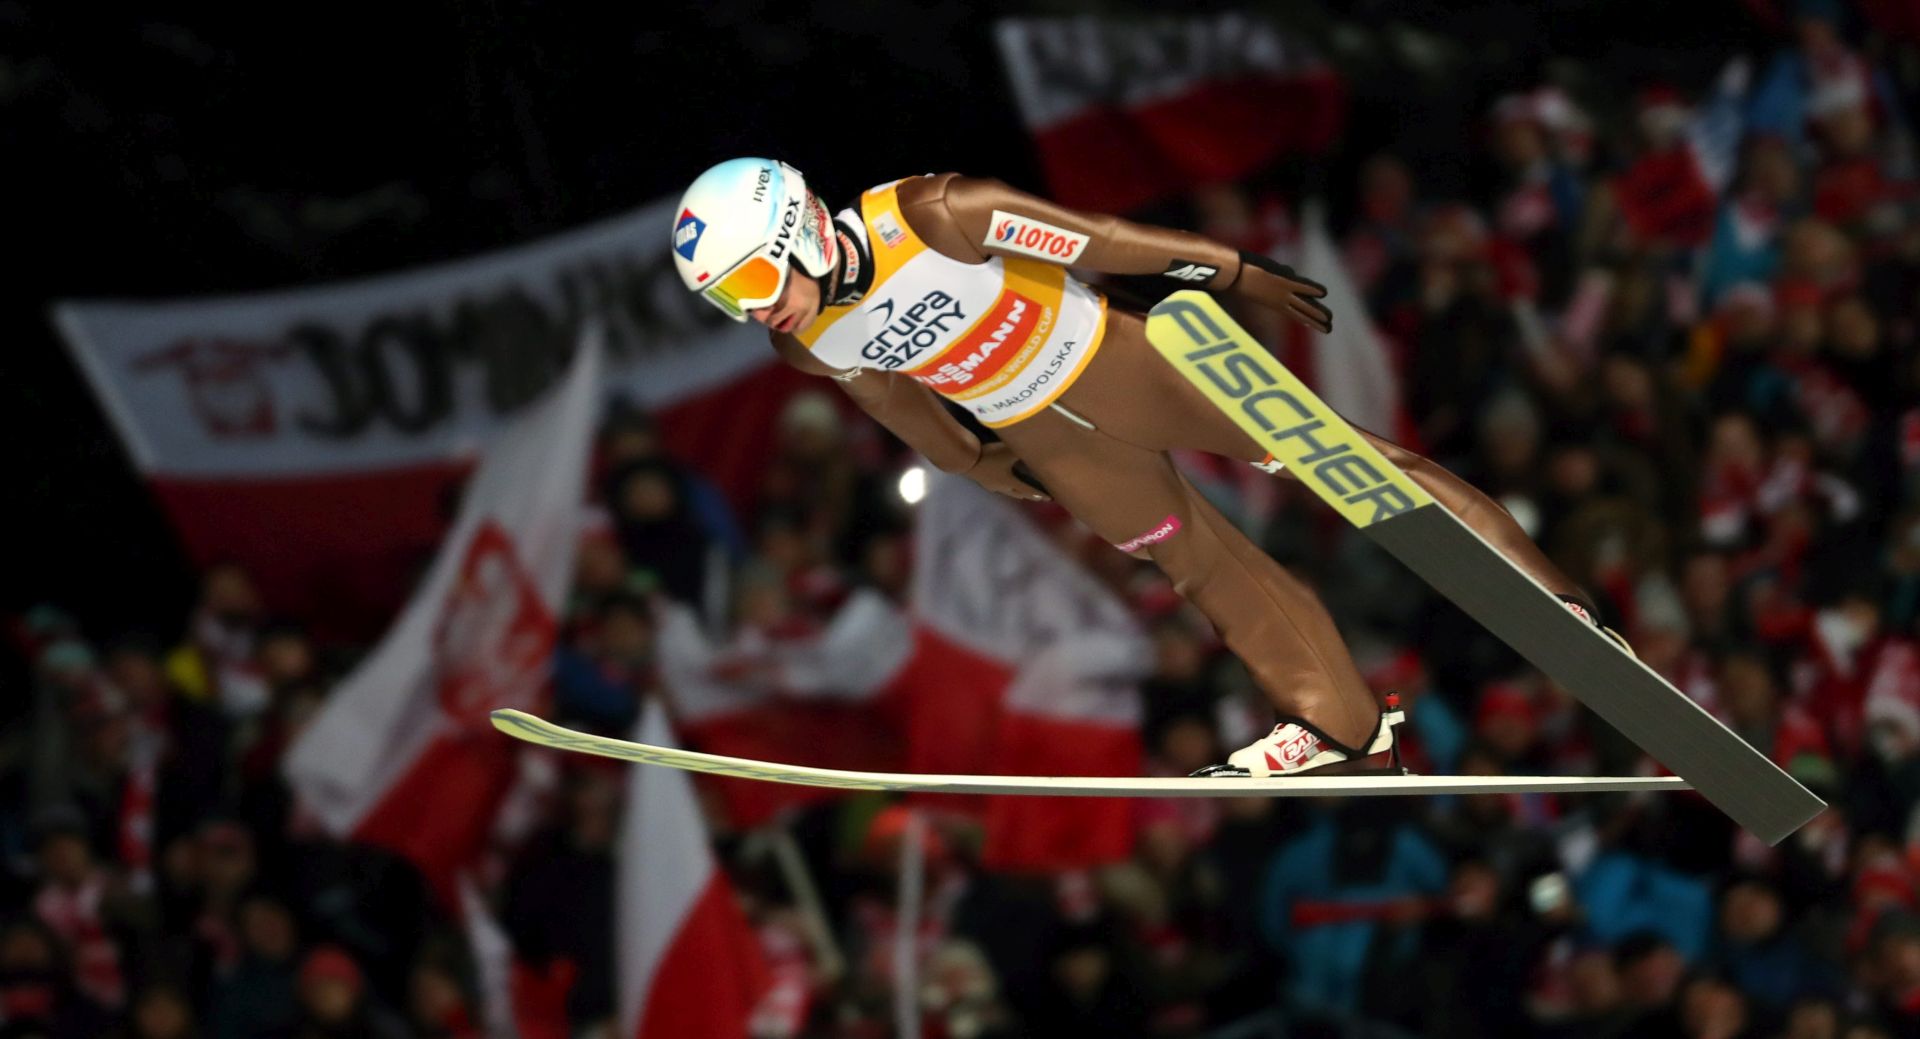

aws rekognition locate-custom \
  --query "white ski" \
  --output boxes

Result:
[1144,291,1826,843]
[491,709,1688,798]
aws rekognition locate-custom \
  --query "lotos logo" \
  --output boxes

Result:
[837,230,861,286]
[860,291,966,370]
[984,210,1089,263]
[674,209,706,261]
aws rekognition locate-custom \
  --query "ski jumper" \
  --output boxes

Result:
[775,173,1586,755]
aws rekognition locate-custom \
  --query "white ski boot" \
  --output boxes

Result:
[1558,595,1636,658]
[1194,693,1408,778]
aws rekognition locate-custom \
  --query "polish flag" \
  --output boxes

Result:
[619,700,771,1038]
[995,14,1344,214]
[660,474,1144,872]
[660,584,1009,826]
[913,474,1150,871]
[657,591,915,826]
[981,631,1145,870]
[458,875,573,1039]
[283,333,603,902]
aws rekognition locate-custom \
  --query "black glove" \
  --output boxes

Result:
[1228,250,1333,334]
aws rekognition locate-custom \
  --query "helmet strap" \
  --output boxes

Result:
[826,218,874,308]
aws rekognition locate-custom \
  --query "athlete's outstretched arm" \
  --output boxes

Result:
[769,333,1047,501]
[899,173,1333,333]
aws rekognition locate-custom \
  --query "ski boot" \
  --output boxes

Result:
[1557,595,1636,659]
[1193,693,1409,778]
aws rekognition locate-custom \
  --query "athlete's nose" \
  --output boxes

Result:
[748,307,774,326]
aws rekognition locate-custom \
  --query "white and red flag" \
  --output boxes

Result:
[655,473,1148,871]
[912,474,1150,871]
[283,332,602,902]
[656,591,916,827]
[458,875,573,1039]
[995,14,1344,214]
[618,700,771,1038]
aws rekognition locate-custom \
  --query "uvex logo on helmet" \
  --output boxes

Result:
[767,196,802,261]
[985,210,1089,263]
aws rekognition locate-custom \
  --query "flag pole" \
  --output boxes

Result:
[892,809,926,1039]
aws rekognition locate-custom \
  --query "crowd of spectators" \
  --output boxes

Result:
[9,3,1920,1038]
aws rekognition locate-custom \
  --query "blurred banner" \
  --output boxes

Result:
[53,197,796,633]
[284,333,600,901]
[994,13,1344,214]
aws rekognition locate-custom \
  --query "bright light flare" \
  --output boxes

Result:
[897,466,928,505]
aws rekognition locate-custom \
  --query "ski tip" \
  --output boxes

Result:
[489,708,540,734]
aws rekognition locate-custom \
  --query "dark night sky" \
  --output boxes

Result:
[1,0,1776,637]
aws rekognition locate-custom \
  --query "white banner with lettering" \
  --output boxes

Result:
[55,196,768,478]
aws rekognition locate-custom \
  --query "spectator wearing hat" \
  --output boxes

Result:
[293,945,406,1039]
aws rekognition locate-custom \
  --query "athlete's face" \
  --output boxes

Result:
[749,263,820,335]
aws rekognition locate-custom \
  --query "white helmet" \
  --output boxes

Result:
[672,158,838,321]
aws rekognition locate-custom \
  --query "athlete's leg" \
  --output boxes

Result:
[1354,430,1579,601]
[1059,310,1585,603]
[997,407,1382,751]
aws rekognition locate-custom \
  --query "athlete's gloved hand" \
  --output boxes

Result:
[964,442,1051,502]
[1228,251,1333,334]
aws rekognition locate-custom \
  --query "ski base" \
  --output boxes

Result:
[491,709,1689,798]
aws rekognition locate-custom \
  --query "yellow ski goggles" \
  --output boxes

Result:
[700,251,789,321]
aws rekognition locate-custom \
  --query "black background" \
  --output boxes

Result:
[1,0,1776,638]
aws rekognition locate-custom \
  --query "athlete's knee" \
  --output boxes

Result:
[1372,437,1427,471]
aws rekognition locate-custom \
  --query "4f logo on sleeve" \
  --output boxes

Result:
[1163,260,1219,283]
[986,210,1089,263]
